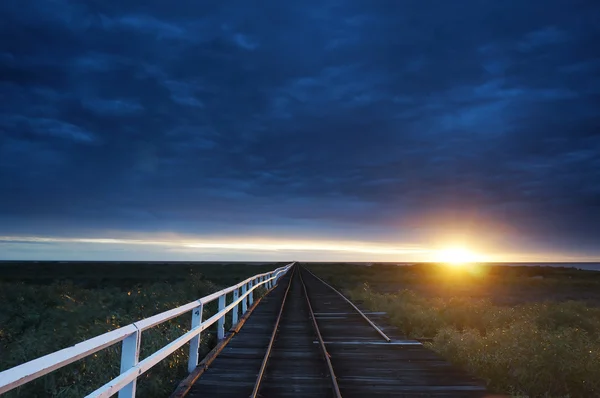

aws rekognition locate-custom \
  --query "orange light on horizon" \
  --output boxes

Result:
[435,247,481,266]
[3,234,588,262]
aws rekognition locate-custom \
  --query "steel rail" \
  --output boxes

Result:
[250,265,297,398]
[301,265,392,342]
[298,267,343,398]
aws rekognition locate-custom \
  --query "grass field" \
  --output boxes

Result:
[307,262,600,397]
[0,261,283,398]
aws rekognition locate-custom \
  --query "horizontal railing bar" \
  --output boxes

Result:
[194,264,289,305]
[135,266,289,332]
[0,263,294,396]
[134,301,202,331]
[199,277,268,331]
[0,325,138,394]
[87,326,203,398]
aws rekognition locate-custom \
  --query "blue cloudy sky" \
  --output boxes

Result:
[1,0,599,261]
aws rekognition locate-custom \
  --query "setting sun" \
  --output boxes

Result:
[436,247,479,266]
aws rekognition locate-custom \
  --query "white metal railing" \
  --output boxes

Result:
[0,262,295,397]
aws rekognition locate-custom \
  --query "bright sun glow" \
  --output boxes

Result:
[436,247,478,266]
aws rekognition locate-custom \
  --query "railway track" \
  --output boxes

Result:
[182,264,489,397]
[251,265,340,397]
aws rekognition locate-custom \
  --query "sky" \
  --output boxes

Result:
[1,0,599,261]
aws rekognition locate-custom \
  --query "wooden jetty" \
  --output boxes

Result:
[174,264,490,398]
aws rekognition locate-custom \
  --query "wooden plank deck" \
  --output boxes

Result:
[180,265,492,397]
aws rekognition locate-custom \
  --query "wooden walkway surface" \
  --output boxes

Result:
[177,265,491,397]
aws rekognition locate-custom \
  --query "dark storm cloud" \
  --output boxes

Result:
[1,0,599,254]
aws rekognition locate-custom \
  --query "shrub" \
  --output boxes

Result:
[0,272,220,398]
[347,284,600,397]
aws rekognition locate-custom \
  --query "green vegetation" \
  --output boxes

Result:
[0,262,281,398]
[308,263,600,397]
[308,262,600,305]
[0,261,280,288]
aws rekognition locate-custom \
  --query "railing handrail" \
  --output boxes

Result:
[0,262,295,397]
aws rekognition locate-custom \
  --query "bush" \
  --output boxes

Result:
[347,284,600,397]
[0,272,220,398]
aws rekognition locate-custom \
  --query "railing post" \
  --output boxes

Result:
[249,279,254,306]
[232,288,239,326]
[188,304,203,373]
[241,283,248,313]
[217,295,226,340]
[119,328,141,398]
